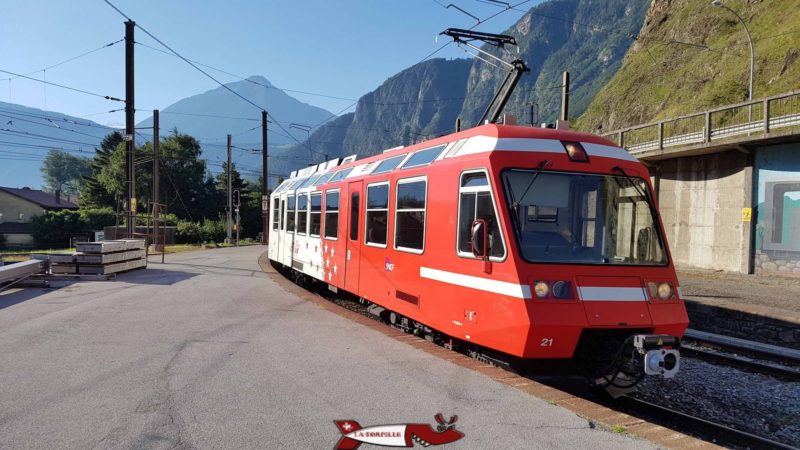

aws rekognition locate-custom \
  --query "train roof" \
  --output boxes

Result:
[273,124,633,194]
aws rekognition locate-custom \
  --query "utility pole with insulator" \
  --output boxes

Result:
[125,20,136,237]
[559,71,570,129]
[262,110,269,244]
[226,134,232,244]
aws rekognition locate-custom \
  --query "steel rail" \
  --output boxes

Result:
[618,396,798,450]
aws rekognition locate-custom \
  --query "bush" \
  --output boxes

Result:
[199,218,226,242]
[0,232,6,248]
[176,220,201,244]
[175,218,226,244]
[79,207,115,232]
[30,210,89,248]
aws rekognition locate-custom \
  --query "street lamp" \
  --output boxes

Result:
[712,0,755,105]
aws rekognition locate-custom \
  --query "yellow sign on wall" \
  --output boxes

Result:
[741,207,752,222]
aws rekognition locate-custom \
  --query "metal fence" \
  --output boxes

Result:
[603,90,800,155]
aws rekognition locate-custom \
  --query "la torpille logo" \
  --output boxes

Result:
[333,413,464,449]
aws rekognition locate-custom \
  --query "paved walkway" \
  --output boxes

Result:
[0,246,655,449]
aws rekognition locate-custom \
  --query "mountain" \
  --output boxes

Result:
[0,101,106,189]
[137,76,333,146]
[575,0,800,132]
[276,58,473,177]
[281,0,649,176]
[136,76,335,180]
[460,0,649,126]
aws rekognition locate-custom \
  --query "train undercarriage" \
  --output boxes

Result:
[273,261,681,398]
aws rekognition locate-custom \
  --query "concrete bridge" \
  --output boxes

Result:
[603,90,800,275]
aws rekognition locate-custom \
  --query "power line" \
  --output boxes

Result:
[135,41,358,103]
[0,68,123,102]
[0,38,124,82]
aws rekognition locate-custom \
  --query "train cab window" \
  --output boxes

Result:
[365,182,389,247]
[297,194,309,235]
[349,192,360,241]
[457,171,506,259]
[325,190,340,239]
[395,178,426,253]
[271,198,280,231]
[310,192,322,237]
[287,195,296,233]
[502,170,667,265]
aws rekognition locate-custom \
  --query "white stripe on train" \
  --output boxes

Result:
[420,267,648,301]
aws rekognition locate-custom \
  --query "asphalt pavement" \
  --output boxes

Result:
[0,246,656,449]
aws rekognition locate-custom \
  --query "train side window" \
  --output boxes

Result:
[297,194,309,235]
[457,171,506,260]
[325,190,340,239]
[310,192,322,237]
[271,198,280,231]
[365,182,389,247]
[349,192,360,241]
[395,177,426,253]
[287,194,296,233]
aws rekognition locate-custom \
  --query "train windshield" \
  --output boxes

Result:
[502,169,667,265]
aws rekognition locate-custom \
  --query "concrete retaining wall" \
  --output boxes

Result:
[656,151,749,272]
[685,300,800,349]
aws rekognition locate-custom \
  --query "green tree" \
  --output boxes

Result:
[81,129,218,221]
[215,162,247,194]
[80,131,124,208]
[40,149,92,197]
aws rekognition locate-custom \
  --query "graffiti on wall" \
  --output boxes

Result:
[754,144,800,273]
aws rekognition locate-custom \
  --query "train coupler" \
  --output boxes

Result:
[633,334,680,378]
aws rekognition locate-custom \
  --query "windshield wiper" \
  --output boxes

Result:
[612,166,659,216]
[506,160,552,235]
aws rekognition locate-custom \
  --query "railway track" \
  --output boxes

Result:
[280,267,799,449]
[681,330,800,382]
[616,396,798,450]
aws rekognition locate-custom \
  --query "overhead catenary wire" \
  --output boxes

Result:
[0,69,123,102]
[0,38,124,82]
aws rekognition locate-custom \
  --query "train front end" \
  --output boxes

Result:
[487,128,688,393]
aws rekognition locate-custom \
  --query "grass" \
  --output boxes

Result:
[610,424,626,434]
[575,0,800,132]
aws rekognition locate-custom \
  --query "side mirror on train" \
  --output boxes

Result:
[471,220,486,257]
[471,219,492,274]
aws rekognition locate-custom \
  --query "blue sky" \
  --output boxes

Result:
[1,0,539,127]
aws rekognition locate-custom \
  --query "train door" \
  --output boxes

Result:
[276,196,286,263]
[344,181,362,294]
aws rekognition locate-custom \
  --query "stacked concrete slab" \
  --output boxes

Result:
[43,239,147,275]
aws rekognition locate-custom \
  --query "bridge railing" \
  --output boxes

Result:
[603,90,800,155]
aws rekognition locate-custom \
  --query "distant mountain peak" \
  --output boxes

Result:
[243,75,273,87]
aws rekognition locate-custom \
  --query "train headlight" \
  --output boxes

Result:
[647,281,675,300]
[551,281,571,299]
[534,281,549,298]
[657,282,673,300]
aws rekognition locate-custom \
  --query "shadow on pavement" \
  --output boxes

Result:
[116,268,199,285]
[0,287,54,310]
[156,262,265,278]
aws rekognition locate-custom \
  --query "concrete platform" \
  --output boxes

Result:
[678,269,800,349]
[0,247,657,449]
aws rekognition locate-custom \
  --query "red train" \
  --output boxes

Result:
[268,123,687,393]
